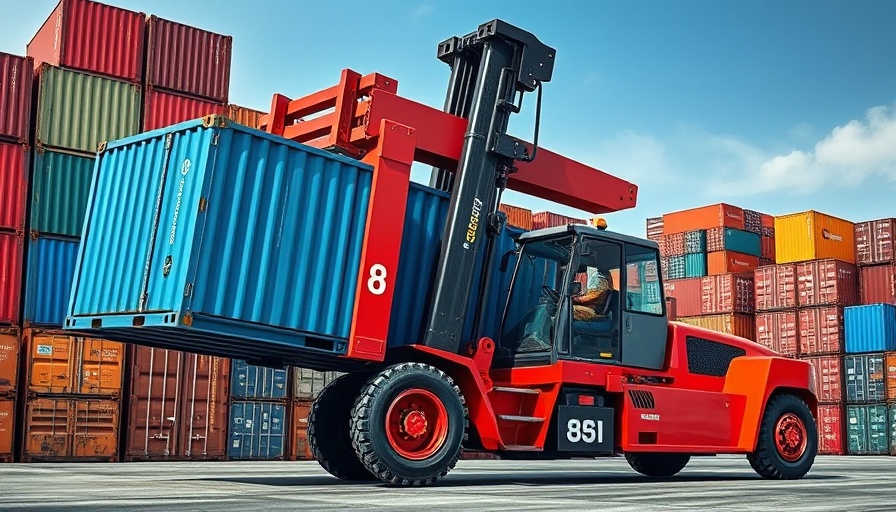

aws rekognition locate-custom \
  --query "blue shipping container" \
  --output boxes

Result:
[708,228,761,257]
[228,401,286,460]
[844,304,896,354]
[684,253,707,278]
[25,236,80,326]
[231,360,288,400]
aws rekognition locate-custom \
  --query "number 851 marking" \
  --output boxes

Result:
[567,419,602,443]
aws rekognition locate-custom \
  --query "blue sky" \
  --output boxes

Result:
[2,0,894,237]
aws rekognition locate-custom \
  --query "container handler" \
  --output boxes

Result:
[65,19,818,486]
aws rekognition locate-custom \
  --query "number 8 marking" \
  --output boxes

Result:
[368,264,387,295]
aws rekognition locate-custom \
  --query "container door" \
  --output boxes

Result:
[179,353,228,460]
[127,347,182,460]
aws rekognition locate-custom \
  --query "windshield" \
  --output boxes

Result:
[499,236,574,355]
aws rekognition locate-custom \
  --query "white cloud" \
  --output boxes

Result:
[410,2,435,20]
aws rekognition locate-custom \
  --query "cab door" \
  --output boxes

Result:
[619,244,668,370]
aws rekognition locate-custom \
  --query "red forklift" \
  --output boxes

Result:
[256,20,818,486]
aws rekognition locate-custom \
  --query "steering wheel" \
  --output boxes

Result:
[542,285,561,303]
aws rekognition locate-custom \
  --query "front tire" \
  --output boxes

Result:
[625,452,690,477]
[350,362,467,486]
[748,393,817,479]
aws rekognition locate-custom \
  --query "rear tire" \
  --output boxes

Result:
[350,362,467,486]
[748,393,817,479]
[308,373,377,481]
[625,452,690,477]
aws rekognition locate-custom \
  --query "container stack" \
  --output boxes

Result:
[289,368,340,461]
[227,360,290,460]
[660,203,761,340]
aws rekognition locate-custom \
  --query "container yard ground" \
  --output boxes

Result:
[0,456,894,511]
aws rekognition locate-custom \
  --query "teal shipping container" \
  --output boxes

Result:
[30,149,95,237]
[890,404,896,455]
[847,404,889,455]
[684,253,707,278]
[706,227,761,257]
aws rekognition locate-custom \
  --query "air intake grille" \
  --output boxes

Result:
[686,336,747,377]
[628,389,655,409]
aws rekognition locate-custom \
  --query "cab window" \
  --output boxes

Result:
[625,244,664,315]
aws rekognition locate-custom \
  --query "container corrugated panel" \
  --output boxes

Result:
[0,233,24,325]
[291,400,312,460]
[228,401,286,460]
[817,404,845,455]
[23,328,124,396]
[143,88,226,132]
[24,236,79,326]
[292,367,340,401]
[683,230,705,254]
[231,360,287,400]
[844,304,896,354]
[667,256,686,280]
[531,211,586,230]
[798,306,844,356]
[707,251,758,276]
[23,396,120,461]
[844,354,886,404]
[702,273,754,315]
[662,278,702,317]
[759,257,775,267]
[0,142,27,231]
[706,227,761,256]
[30,149,95,237]
[761,214,775,230]
[887,352,896,401]
[859,264,896,305]
[0,52,33,144]
[675,314,754,341]
[0,398,11,462]
[145,16,232,102]
[124,346,229,461]
[890,403,896,455]
[661,233,685,257]
[796,259,859,307]
[855,219,896,266]
[662,203,745,235]
[761,234,775,260]
[26,0,145,82]
[754,264,796,312]
[227,105,266,130]
[0,328,18,397]
[646,217,663,242]
[34,64,141,154]
[684,253,706,278]
[743,209,762,235]
[498,204,533,231]
[755,311,798,357]
[66,118,374,359]
[846,404,889,455]
[775,211,856,264]
[800,355,842,403]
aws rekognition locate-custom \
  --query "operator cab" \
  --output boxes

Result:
[495,223,667,371]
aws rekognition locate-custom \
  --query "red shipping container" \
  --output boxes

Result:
[801,355,842,403]
[702,273,754,315]
[817,404,845,455]
[855,219,896,266]
[145,16,233,103]
[498,204,533,231]
[707,251,758,275]
[143,88,226,132]
[663,278,702,317]
[760,235,775,260]
[660,233,685,257]
[531,211,586,230]
[646,217,663,242]
[754,264,797,312]
[27,0,145,82]
[799,306,844,356]
[761,213,775,230]
[0,232,23,325]
[796,259,859,307]
[227,104,266,130]
[0,52,33,144]
[0,143,28,232]
[755,311,798,357]
[859,264,896,306]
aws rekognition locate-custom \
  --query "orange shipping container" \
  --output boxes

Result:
[22,397,120,461]
[774,210,856,264]
[676,313,755,341]
[0,328,18,396]
[499,204,533,231]
[887,352,896,401]
[23,328,125,396]
[707,251,759,275]
[0,398,12,462]
[662,203,745,235]
[227,104,265,130]
[531,211,586,230]
[290,400,312,461]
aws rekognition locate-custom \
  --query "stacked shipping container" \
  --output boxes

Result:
[227,360,289,460]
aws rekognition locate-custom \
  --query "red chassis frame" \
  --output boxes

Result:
[258,71,816,456]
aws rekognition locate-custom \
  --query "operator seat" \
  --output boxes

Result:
[571,283,619,360]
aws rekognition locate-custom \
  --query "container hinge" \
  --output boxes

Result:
[184,283,193,298]
[165,133,172,150]
[211,133,220,146]
[198,197,208,212]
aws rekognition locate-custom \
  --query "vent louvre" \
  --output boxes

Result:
[628,389,656,409]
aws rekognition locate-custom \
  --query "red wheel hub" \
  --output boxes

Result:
[774,413,808,462]
[385,388,448,461]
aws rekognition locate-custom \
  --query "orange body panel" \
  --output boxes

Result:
[662,203,745,235]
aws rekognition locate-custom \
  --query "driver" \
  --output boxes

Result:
[572,270,612,321]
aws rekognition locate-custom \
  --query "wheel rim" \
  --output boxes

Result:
[774,413,807,462]
[385,388,448,461]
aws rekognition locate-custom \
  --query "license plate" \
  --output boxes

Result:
[556,405,614,453]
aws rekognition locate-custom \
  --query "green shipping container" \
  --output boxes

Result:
[847,404,889,455]
[30,149,95,237]
[34,64,141,155]
[890,404,896,455]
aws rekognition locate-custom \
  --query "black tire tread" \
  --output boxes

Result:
[747,393,817,480]
[350,362,468,486]
[625,452,690,477]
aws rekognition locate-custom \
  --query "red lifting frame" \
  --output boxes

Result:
[260,69,638,214]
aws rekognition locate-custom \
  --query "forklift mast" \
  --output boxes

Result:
[423,20,556,355]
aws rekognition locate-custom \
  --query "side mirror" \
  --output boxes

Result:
[569,282,583,296]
